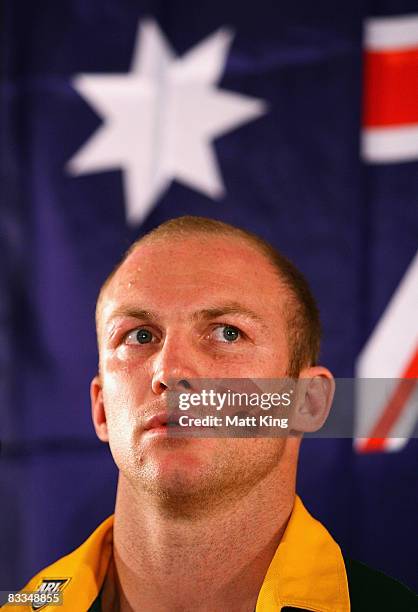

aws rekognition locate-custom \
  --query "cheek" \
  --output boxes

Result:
[101,379,139,471]
[100,360,147,440]
[102,349,151,392]
[101,361,149,424]
[256,336,290,377]
[103,348,138,374]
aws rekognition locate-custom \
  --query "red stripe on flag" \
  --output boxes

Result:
[363,48,418,127]
[359,347,418,452]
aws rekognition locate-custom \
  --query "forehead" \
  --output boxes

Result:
[100,234,287,323]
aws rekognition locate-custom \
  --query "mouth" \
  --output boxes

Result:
[143,411,220,438]
[143,413,181,433]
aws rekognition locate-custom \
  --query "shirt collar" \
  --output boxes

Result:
[256,496,350,611]
[22,496,349,612]
[22,516,114,611]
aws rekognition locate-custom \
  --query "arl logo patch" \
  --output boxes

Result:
[31,578,70,610]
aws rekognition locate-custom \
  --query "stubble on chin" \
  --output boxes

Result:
[120,438,287,520]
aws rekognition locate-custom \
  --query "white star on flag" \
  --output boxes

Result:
[67,20,267,225]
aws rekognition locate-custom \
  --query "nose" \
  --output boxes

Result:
[151,335,198,395]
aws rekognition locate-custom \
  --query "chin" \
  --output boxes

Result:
[142,471,213,517]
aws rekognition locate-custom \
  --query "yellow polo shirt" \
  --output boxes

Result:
[8,496,350,611]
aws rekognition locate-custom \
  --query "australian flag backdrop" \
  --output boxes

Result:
[1,0,417,593]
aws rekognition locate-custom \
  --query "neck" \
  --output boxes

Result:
[109,451,297,612]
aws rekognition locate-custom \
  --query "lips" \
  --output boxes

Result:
[143,413,180,431]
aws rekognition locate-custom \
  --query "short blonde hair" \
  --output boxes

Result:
[96,216,321,377]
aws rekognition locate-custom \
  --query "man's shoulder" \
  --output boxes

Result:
[343,556,417,612]
[278,559,417,612]
[14,516,114,611]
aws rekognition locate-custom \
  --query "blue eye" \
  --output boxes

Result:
[136,329,153,344]
[212,325,241,343]
[125,328,155,344]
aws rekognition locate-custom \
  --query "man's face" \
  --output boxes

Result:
[93,233,296,508]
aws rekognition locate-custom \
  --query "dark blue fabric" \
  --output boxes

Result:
[0,0,417,593]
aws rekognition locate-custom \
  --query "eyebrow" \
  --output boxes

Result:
[106,302,265,326]
[191,303,264,325]
[106,307,158,323]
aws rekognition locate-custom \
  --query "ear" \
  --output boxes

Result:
[291,366,335,433]
[90,375,109,442]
